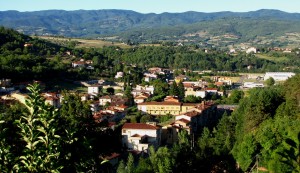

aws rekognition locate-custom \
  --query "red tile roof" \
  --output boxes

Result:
[178,110,201,117]
[205,88,218,91]
[103,153,120,160]
[138,101,181,106]
[176,118,190,124]
[122,123,160,130]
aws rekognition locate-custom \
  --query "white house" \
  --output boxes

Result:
[264,72,295,81]
[195,90,207,98]
[115,72,124,79]
[246,47,257,54]
[243,82,264,88]
[42,92,62,108]
[72,60,86,68]
[88,85,102,96]
[122,122,161,152]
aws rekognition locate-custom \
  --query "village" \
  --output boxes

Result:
[0,60,295,165]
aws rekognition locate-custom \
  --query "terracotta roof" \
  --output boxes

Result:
[100,95,111,99]
[178,110,201,117]
[73,61,86,65]
[215,82,224,86]
[138,101,181,106]
[134,96,147,100]
[183,83,194,88]
[205,88,218,91]
[176,118,190,124]
[122,123,160,130]
[182,103,197,107]
[103,153,120,160]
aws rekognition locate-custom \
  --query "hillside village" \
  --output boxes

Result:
[0,26,299,172]
[0,61,295,157]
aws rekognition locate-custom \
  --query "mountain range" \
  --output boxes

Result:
[1,9,300,45]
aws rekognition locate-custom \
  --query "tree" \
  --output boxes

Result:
[13,83,63,172]
[126,153,135,173]
[92,56,101,67]
[117,154,135,173]
[106,87,115,95]
[184,95,201,103]
[226,90,244,104]
[116,160,126,173]
[135,157,152,173]
[276,134,300,172]
[124,86,134,106]
[177,81,185,99]
[169,81,179,96]
[265,77,275,87]
[140,114,153,123]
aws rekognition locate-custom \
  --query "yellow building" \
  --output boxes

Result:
[137,96,197,115]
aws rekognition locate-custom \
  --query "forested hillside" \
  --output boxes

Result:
[1,9,300,45]
[0,27,70,81]
[1,27,300,83]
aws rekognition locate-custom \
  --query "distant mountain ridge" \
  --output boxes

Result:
[1,9,300,43]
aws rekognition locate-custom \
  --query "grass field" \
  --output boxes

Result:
[38,36,131,49]
[46,80,87,93]
[255,54,289,62]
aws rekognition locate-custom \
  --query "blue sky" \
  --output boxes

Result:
[1,0,300,13]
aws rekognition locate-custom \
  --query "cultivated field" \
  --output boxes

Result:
[255,54,289,62]
[37,36,131,48]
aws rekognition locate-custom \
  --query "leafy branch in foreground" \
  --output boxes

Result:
[13,83,63,172]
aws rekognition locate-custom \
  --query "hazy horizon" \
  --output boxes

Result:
[1,0,300,14]
[0,8,297,15]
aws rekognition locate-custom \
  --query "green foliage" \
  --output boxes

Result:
[156,114,174,123]
[265,76,275,86]
[117,153,135,173]
[177,81,185,99]
[183,95,202,103]
[276,134,300,172]
[225,90,244,104]
[169,81,179,97]
[232,134,257,171]
[60,92,92,128]
[116,160,126,173]
[0,120,13,172]
[135,157,153,173]
[13,83,63,172]
[232,75,300,171]
[149,146,175,173]
[140,114,153,123]
[124,86,134,106]
[106,87,115,95]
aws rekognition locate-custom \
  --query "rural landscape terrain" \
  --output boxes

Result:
[0,7,299,173]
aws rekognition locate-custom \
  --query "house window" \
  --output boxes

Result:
[123,129,126,133]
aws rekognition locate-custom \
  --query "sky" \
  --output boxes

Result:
[0,0,300,14]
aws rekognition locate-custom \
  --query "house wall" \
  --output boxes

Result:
[88,86,100,95]
[122,128,161,151]
[138,104,182,115]
[99,98,111,106]
[195,91,207,98]
[185,88,196,97]
[264,72,295,81]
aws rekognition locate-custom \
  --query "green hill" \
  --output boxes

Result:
[1,9,300,46]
